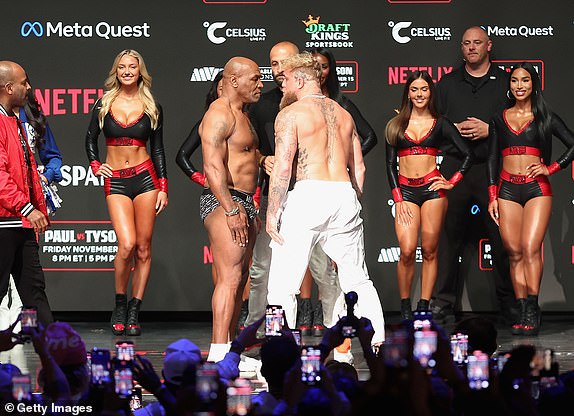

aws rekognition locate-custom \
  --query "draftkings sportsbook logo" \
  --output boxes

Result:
[302,15,354,48]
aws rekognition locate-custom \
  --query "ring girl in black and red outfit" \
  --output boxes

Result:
[386,70,473,320]
[85,49,168,336]
[487,62,574,336]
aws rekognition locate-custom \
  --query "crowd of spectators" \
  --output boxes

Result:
[0,309,572,415]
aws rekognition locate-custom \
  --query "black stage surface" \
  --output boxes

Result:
[3,312,573,406]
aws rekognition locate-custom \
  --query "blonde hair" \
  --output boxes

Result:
[281,51,322,83]
[98,49,159,129]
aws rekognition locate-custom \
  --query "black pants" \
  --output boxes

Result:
[434,157,515,310]
[0,228,53,325]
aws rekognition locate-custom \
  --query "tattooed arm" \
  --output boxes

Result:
[201,106,249,246]
[267,108,298,245]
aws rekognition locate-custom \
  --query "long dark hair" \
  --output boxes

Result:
[23,82,47,148]
[385,71,439,146]
[507,62,551,146]
[308,47,342,104]
[204,70,224,111]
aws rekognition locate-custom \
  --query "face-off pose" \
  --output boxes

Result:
[266,52,385,346]
[385,71,474,320]
[199,57,262,361]
[487,63,574,335]
[432,26,516,324]
[85,49,168,336]
[0,61,53,326]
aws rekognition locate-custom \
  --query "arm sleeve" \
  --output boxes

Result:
[486,118,500,187]
[385,140,402,202]
[550,112,574,171]
[38,121,63,183]
[442,118,474,179]
[175,119,202,178]
[85,100,102,173]
[149,104,168,180]
[342,97,378,156]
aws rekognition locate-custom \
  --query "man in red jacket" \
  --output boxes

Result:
[0,61,53,325]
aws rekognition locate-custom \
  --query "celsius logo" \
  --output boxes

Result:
[21,21,43,37]
[20,21,150,39]
[203,21,266,44]
[388,21,451,44]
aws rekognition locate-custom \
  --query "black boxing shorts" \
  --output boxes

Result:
[199,188,258,222]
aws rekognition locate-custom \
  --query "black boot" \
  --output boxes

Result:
[312,300,326,337]
[297,298,313,336]
[511,298,527,336]
[416,299,430,312]
[238,299,249,332]
[523,295,541,336]
[111,294,127,336]
[126,298,142,336]
[400,298,413,321]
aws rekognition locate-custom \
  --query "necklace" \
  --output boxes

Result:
[300,93,326,100]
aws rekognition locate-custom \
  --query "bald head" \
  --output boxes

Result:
[222,56,262,105]
[270,41,300,88]
[0,61,29,112]
[0,61,18,86]
[461,26,492,70]
[223,57,258,78]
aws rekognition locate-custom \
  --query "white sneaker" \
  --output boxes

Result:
[238,356,262,373]
[333,350,354,366]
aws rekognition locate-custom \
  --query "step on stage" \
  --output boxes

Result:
[2,312,573,407]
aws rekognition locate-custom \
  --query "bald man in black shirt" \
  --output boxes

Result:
[431,26,518,325]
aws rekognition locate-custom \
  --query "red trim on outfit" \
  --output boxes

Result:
[391,187,403,203]
[499,169,538,184]
[398,169,441,187]
[109,110,145,128]
[448,171,463,186]
[398,146,438,157]
[404,119,437,144]
[547,162,560,176]
[503,110,534,135]
[488,185,498,203]
[89,160,102,175]
[501,146,541,157]
[106,137,146,147]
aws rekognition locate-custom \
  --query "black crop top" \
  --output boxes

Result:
[85,99,167,179]
[486,111,574,186]
[386,117,474,192]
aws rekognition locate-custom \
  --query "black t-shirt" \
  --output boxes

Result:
[435,63,509,163]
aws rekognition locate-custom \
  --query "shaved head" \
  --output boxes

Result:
[221,56,262,105]
[0,61,29,111]
[0,61,18,86]
[269,41,300,88]
[223,56,259,78]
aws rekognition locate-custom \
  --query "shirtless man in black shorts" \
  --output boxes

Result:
[199,57,263,362]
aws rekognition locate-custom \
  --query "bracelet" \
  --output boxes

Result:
[224,205,240,217]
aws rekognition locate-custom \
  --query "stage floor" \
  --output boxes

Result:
[2,313,573,407]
